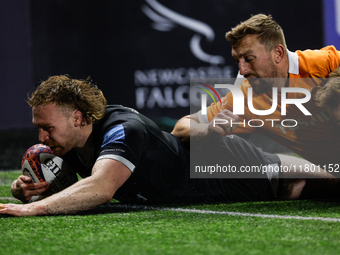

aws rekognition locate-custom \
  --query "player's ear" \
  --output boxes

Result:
[273,44,285,64]
[73,110,83,127]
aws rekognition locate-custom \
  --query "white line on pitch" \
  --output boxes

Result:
[110,204,340,222]
[0,197,19,201]
[1,199,339,222]
[161,207,340,222]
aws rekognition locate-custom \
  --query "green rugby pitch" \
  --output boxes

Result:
[1,170,340,255]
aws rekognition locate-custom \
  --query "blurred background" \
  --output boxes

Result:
[0,0,339,169]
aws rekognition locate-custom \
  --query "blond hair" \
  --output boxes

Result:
[28,75,107,123]
[226,14,287,52]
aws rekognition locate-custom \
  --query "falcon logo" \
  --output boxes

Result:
[142,0,225,65]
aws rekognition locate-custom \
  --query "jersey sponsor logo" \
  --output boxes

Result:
[101,148,126,154]
[102,125,126,148]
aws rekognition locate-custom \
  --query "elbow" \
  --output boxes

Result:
[105,186,118,202]
[95,192,113,204]
[171,124,187,142]
[91,192,113,206]
[171,115,192,144]
[170,127,180,138]
[98,187,116,204]
[170,120,181,136]
[102,194,113,204]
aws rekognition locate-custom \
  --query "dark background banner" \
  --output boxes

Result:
[29,0,324,121]
[323,0,340,49]
[0,0,331,169]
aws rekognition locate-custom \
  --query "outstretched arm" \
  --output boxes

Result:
[171,111,240,147]
[0,158,131,216]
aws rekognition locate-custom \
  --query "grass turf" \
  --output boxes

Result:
[1,170,340,255]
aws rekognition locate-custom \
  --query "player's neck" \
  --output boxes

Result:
[75,131,94,167]
[75,123,93,155]
[276,61,290,92]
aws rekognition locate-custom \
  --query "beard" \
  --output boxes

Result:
[246,60,278,94]
[43,140,68,157]
[247,78,274,94]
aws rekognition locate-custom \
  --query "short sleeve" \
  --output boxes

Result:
[97,120,147,173]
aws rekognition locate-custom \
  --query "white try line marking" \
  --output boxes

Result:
[0,197,19,201]
[1,199,339,222]
[162,207,340,222]
[111,204,340,222]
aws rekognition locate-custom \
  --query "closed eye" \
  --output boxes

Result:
[38,125,53,132]
[245,56,254,62]
[44,126,53,131]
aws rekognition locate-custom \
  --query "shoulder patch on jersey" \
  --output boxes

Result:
[102,124,125,148]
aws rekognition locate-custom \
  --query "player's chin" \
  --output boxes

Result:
[251,83,272,94]
[50,146,67,157]
[248,78,261,88]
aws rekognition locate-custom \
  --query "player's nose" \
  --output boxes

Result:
[238,60,250,76]
[38,129,49,143]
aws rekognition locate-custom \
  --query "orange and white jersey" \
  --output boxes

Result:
[197,46,340,166]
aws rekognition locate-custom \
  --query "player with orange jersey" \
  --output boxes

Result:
[172,14,340,184]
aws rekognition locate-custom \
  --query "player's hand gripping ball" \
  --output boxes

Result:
[21,144,78,202]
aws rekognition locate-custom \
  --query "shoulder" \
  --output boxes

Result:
[96,105,146,133]
[295,46,340,77]
[103,105,141,121]
[94,106,149,172]
[92,105,149,148]
[297,46,339,61]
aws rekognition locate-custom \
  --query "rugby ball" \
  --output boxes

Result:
[21,144,78,202]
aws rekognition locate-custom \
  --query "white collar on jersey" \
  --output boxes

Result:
[287,49,299,75]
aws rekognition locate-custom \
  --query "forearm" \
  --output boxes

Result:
[1,159,131,217]
[172,111,240,146]
[1,177,111,217]
[25,177,106,215]
[171,115,209,147]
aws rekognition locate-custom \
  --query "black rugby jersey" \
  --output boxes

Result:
[64,105,275,203]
